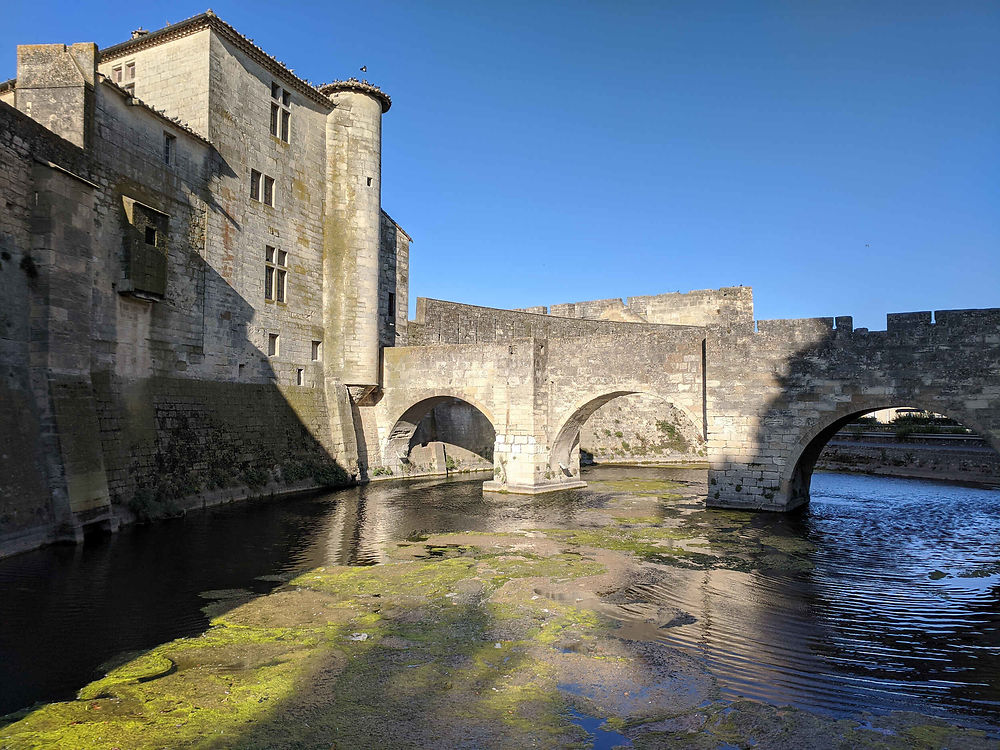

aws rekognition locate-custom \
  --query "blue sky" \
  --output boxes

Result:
[6,1,998,329]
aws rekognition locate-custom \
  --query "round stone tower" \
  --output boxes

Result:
[320,80,391,395]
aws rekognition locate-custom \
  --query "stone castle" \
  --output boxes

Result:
[2,13,998,557]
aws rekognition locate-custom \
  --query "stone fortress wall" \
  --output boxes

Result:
[0,14,408,556]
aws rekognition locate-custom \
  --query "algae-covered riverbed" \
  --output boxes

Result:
[1,467,999,748]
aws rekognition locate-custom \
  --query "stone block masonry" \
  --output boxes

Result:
[0,14,407,556]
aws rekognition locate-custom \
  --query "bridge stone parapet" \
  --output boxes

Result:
[408,297,684,346]
[707,308,1000,511]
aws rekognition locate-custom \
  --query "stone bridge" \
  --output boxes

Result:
[363,298,1000,511]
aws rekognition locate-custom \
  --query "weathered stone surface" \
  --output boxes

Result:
[2,13,997,557]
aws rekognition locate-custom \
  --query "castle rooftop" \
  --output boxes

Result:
[98,10,390,112]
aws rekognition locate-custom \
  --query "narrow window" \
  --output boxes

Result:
[145,226,157,246]
[112,66,122,83]
[387,292,396,318]
[264,267,274,300]
[276,250,287,302]
[296,368,304,386]
[238,363,244,379]
[276,268,286,303]
[267,333,279,357]
[311,340,321,361]
[270,83,291,143]
[250,169,261,200]
[264,245,275,300]
[263,175,274,207]
[264,246,288,303]
[123,62,135,95]
[163,132,175,165]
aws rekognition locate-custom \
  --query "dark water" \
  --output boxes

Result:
[0,468,998,729]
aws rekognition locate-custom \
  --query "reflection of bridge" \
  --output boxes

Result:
[364,299,1000,511]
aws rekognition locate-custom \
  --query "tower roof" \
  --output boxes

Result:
[318,79,391,113]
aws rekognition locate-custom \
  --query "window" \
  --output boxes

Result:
[263,175,274,207]
[296,368,304,386]
[387,292,396,318]
[163,132,175,165]
[264,246,287,303]
[250,170,275,207]
[267,333,279,357]
[269,82,291,143]
[145,226,157,246]
[112,66,122,83]
[311,340,322,361]
[123,61,135,95]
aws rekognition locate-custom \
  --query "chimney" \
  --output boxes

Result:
[131,28,149,39]
[15,43,97,149]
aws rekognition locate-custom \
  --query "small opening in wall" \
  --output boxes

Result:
[387,292,395,318]
[311,340,322,361]
[296,368,304,386]
[238,363,244,379]
[367,177,372,187]
[267,333,279,357]
[144,227,156,246]
[163,132,175,165]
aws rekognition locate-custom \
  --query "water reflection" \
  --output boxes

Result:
[0,468,998,731]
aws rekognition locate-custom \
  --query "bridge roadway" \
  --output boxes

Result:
[364,300,1000,511]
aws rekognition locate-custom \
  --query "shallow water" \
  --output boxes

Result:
[0,468,998,729]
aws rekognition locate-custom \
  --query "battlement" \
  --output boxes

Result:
[887,308,1000,332]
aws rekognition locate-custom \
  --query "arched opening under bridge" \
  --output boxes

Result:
[383,396,496,478]
[550,391,705,482]
[787,406,1000,507]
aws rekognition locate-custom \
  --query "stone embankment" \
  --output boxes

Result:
[816,432,1000,485]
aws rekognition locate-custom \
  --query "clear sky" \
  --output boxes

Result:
[6,1,998,329]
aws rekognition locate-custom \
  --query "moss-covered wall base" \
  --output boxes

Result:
[92,374,356,523]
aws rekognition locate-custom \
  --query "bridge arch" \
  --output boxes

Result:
[783,399,1000,507]
[382,394,498,475]
[549,389,704,478]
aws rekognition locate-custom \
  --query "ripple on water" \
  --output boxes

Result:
[610,471,1000,725]
[0,467,998,730]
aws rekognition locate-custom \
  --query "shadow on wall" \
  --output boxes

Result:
[411,398,495,461]
[728,313,1000,510]
[96,245,354,525]
[383,397,496,477]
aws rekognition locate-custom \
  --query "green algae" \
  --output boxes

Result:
[3,476,996,749]
[589,478,686,495]
[0,542,615,749]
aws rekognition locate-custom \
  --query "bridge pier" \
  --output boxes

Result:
[482,431,587,494]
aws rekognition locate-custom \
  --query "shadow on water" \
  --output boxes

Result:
[1,465,999,734]
[0,472,603,716]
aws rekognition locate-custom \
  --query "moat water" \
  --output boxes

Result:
[1,467,998,729]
